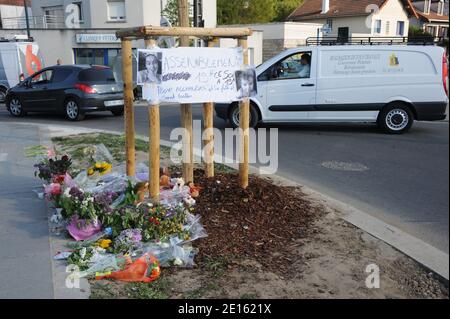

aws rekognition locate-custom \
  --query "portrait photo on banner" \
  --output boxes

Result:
[137,50,163,85]
[235,68,257,99]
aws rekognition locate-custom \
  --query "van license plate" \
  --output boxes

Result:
[105,100,124,107]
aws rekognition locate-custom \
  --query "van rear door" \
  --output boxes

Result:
[262,49,317,121]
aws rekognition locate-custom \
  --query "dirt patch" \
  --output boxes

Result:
[191,170,317,277]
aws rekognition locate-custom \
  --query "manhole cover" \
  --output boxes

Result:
[321,161,369,172]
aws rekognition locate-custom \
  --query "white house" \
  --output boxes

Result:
[410,0,449,37]
[287,0,419,40]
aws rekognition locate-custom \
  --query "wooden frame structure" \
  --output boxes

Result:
[116,26,253,201]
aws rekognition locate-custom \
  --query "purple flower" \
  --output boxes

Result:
[94,191,116,213]
[69,187,84,201]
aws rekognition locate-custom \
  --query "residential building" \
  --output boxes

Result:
[0,0,32,29]
[410,0,449,37]
[287,0,419,41]
[221,22,323,62]
[0,0,217,66]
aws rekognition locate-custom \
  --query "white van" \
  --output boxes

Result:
[0,40,45,103]
[215,44,448,134]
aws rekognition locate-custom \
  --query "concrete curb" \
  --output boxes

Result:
[38,126,91,299]
[18,121,449,283]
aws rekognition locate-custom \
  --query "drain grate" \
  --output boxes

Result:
[321,161,369,172]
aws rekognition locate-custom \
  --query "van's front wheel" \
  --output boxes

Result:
[378,104,414,134]
[229,103,259,129]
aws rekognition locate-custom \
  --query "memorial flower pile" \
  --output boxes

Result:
[31,143,207,283]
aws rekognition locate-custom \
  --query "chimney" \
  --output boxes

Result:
[322,0,330,13]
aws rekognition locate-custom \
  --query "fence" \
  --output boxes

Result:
[1,15,65,29]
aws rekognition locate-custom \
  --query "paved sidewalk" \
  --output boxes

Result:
[0,123,53,298]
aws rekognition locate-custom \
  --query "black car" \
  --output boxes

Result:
[5,65,124,121]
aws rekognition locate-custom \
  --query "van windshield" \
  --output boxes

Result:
[78,67,116,82]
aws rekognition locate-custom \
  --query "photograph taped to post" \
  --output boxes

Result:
[235,67,258,100]
[137,50,163,85]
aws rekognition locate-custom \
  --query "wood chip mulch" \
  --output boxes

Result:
[192,169,319,275]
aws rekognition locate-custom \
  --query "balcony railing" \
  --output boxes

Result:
[1,15,66,29]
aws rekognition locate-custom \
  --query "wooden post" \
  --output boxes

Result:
[122,39,135,177]
[178,0,194,183]
[238,38,249,189]
[145,38,160,201]
[203,38,216,178]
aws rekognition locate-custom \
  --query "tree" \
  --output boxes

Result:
[218,0,277,25]
[275,0,304,21]
[162,0,180,26]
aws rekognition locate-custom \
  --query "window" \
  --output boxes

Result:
[424,0,431,14]
[72,2,83,22]
[427,26,436,35]
[78,67,115,82]
[259,52,312,81]
[326,18,333,30]
[386,21,390,35]
[74,48,121,67]
[438,0,444,15]
[107,0,126,21]
[396,21,405,36]
[31,70,53,84]
[52,69,73,83]
[374,20,382,34]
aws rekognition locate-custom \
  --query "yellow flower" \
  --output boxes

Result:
[98,239,112,249]
[95,163,102,169]
[88,168,94,176]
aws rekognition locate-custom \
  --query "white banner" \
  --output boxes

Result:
[137,47,256,104]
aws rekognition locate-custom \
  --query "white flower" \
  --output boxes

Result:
[173,258,183,266]
[63,188,71,197]
[80,247,87,259]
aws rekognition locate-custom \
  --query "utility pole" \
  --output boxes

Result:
[23,0,31,39]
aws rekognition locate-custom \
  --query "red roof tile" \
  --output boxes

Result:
[0,0,31,7]
[417,10,449,21]
[288,0,418,20]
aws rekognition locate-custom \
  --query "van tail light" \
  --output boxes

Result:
[75,83,97,94]
[443,53,448,97]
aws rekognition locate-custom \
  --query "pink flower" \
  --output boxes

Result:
[45,183,62,196]
[47,149,56,158]
[64,173,75,188]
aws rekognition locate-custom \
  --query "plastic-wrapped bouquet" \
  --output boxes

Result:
[114,229,143,253]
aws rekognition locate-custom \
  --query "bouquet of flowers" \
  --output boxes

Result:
[34,148,72,183]
[113,229,142,253]
[44,183,63,207]
[60,187,116,222]
[87,162,112,177]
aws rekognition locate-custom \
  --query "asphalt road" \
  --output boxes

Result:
[0,104,448,253]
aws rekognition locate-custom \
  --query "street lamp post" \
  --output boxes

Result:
[23,0,31,39]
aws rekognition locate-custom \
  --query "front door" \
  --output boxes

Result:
[21,69,56,111]
[260,51,316,122]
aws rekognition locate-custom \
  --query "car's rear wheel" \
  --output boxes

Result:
[65,99,85,121]
[378,103,414,134]
[229,103,259,129]
[111,109,124,116]
[6,96,26,117]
